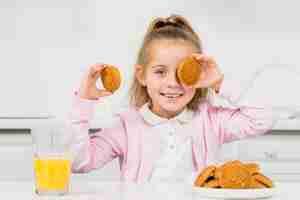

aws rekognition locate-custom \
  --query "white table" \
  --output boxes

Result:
[1,180,299,199]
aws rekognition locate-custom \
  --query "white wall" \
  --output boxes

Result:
[1,0,300,126]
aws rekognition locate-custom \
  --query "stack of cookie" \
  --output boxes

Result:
[194,160,274,189]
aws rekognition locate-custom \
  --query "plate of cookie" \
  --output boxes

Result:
[192,160,277,199]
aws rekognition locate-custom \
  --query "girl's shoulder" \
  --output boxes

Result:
[113,106,142,123]
[195,98,215,114]
[96,107,140,134]
[193,98,226,120]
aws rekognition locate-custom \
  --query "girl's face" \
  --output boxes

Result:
[137,39,198,118]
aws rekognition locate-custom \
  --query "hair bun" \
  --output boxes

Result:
[166,14,196,34]
[147,14,198,41]
[152,15,184,30]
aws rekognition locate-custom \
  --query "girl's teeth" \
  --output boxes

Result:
[163,94,182,98]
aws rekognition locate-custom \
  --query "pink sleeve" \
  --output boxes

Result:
[67,92,126,173]
[214,78,276,144]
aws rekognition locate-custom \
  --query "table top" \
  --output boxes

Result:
[1,180,299,200]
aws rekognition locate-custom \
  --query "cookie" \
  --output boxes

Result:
[248,176,266,189]
[217,161,251,189]
[194,166,216,187]
[244,163,260,175]
[215,160,243,179]
[203,179,220,188]
[100,65,121,93]
[253,173,274,188]
[177,56,202,86]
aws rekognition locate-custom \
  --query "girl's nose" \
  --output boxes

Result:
[166,72,180,87]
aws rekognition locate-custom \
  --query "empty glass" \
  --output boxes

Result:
[31,118,72,196]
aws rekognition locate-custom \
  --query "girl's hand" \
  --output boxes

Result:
[79,64,113,100]
[189,53,224,93]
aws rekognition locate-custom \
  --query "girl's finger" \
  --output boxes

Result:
[192,54,215,70]
[211,74,224,86]
[199,69,207,80]
[89,63,105,78]
[94,89,113,97]
[204,56,216,67]
[212,74,224,92]
[192,53,205,63]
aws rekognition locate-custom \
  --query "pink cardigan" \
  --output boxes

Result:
[67,79,275,182]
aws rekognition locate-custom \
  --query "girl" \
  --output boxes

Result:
[68,15,276,183]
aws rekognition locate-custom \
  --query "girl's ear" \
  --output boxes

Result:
[135,64,146,86]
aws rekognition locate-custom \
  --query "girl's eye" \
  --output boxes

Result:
[155,70,165,75]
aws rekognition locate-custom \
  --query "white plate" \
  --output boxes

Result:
[192,187,277,199]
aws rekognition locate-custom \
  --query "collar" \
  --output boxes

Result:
[139,103,194,126]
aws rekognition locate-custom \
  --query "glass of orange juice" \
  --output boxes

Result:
[31,119,72,195]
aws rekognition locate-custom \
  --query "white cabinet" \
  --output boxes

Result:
[236,134,300,181]
[237,134,300,162]
[0,145,33,180]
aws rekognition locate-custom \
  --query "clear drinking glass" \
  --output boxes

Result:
[31,119,72,196]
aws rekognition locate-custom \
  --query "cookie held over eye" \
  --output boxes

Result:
[100,65,121,93]
[177,56,202,86]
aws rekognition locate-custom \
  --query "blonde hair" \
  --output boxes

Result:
[129,14,208,111]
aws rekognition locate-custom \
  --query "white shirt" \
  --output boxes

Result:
[139,103,196,183]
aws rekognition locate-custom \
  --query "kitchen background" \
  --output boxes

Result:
[0,0,300,182]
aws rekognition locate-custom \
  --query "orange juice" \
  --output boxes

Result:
[34,158,71,192]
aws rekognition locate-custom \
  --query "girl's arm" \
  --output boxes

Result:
[66,92,126,173]
[189,53,295,143]
[213,78,276,144]
[67,63,125,173]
